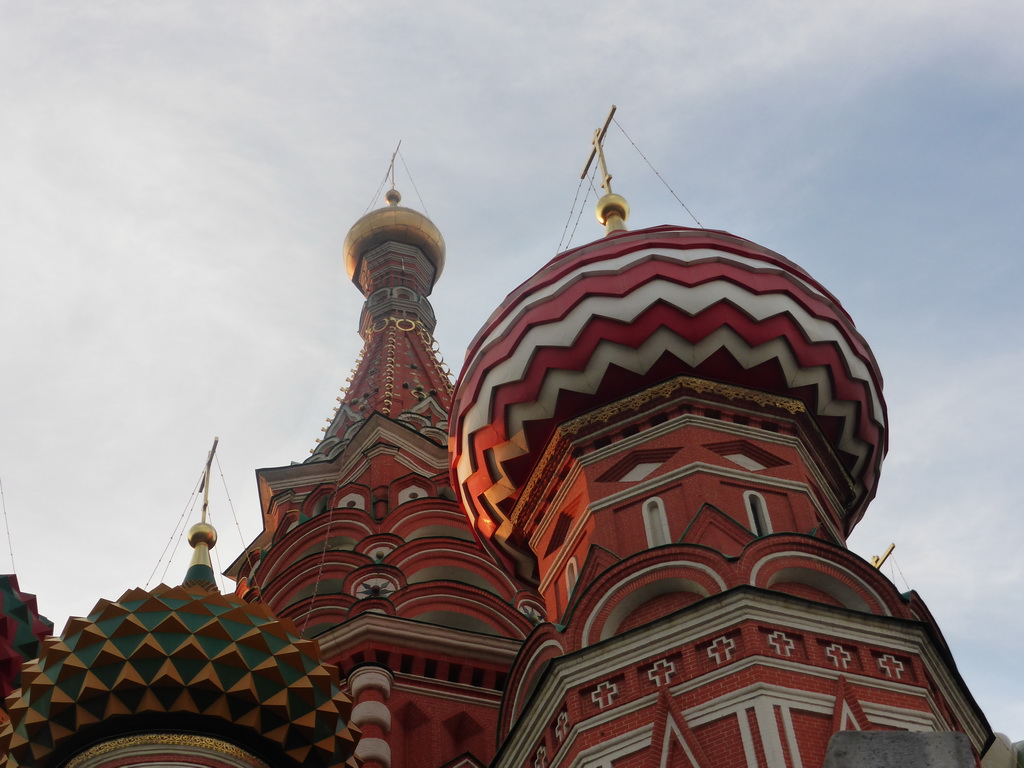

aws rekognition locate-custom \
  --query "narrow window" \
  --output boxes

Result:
[566,557,579,596]
[642,497,671,547]
[744,491,771,536]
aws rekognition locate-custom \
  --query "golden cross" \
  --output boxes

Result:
[581,105,617,194]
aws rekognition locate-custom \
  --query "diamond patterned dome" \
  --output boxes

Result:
[0,583,357,768]
[0,576,52,702]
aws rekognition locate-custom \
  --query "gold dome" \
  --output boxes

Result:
[343,191,446,293]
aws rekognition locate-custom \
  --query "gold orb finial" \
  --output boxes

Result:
[385,188,402,206]
[188,522,217,550]
[596,193,630,234]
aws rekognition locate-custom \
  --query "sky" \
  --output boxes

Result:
[0,0,1021,738]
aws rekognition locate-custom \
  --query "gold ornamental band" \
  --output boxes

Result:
[66,733,270,768]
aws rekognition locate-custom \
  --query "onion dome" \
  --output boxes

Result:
[0,576,52,702]
[0,582,358,768]
[451,225,886,579]
[343,188,446,297]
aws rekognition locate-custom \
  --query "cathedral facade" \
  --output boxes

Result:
[0,178,1004,767]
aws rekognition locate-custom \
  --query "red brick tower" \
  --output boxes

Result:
[228,190,537,768]
[451,190,992,765]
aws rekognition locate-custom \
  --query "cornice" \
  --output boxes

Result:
[255,414,448,514]
[316,612,522,666]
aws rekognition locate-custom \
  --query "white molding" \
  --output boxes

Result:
[569,725,653,768]
[354,737,391,768]
[352,700,392,731]
[755,697,788,768]
[317,612,520,665]
[348,666,393,697]
[390,679,504,707]
[580,561,723,646]
[680,682,940,767]
[642,497,671,548]
[660,714,704,768]
[736,709,759,768]
[535,458,845,590]
[749,552,891,616]
[589,461,821,516]
[397,483,432,506]
[509,639,567,719]
[780,705,803,768]
[743,490,773,535]
[860,700,941,731]
[499,590,986,753]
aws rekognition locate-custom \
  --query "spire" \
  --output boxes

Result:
[582,105,630,235]
[308,191,454,462]
[183,438,219,591]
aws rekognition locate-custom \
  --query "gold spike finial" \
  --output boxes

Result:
[386,140,402,206]
[184,438,220,590]
[582,105,629,235]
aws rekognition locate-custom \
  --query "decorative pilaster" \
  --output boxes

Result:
[348,665,394,768]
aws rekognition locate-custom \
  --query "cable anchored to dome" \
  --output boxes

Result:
[612,116,703,228]
[365,141,403,214]
[557,160,597,254]
[0,474,15,573]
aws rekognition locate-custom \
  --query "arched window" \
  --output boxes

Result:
[566,557,579,597]
[642,497,671,547]
[744,491,771,536]
[311,496,330,517]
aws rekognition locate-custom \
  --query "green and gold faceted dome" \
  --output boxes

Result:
[0,575,52,703]
[0,583,358,768]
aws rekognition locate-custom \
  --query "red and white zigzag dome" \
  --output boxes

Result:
[450,224,887,578]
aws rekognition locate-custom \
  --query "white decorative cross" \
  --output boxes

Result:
[591,680,618,709]
[825,643,853,669]
[648,658,676,686]
[878,654,905,679]
[555,710,569,741]
[533,746,547,768]
[707,636,736,664]
[767,631,795,657]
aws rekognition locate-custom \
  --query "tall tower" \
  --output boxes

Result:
[228,190,537,768]
[450,185,991,765]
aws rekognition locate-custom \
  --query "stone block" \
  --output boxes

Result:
[825,731,976,768]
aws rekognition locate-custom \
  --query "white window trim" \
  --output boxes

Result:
[744,491,772,536]
[566,557,579,596]
[642,497,671,547]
